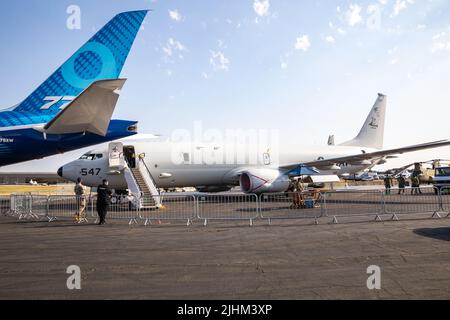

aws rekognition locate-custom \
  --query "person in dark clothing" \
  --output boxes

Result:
[397,176,406,195]
[96,179,112,225]
[384,176,392,195]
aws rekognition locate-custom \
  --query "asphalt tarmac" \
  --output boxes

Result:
[0,215,449,300]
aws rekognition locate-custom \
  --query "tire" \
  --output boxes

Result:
[110,196,118,204]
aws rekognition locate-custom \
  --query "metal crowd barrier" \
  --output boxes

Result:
[196,194,259,226]
[47,195,83,222]
[4,187,450,226]
[322,190,384,223]
[91,195,140,225]
[259,191,324,224]
[382,187,441,219]
[11,193,35,219]
[138,194,196,226]
[0,195,11,216]
[30,195,52,221]
[436,185,450,218]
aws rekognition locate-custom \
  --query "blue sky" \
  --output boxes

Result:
[1,0,450,172]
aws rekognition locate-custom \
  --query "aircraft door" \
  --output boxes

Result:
[123,146,137,168]
[263,151,271,166]
[108,142,125,169]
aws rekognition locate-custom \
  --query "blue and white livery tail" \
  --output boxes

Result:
[13,10,148,114]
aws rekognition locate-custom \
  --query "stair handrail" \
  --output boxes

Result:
[137,156,160,195]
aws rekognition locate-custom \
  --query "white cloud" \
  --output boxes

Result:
[393,0,414,16]
[295,35,311,51]
[253,0,270,17]
[431,32,450,53]
[162,38,186,58]
[346,4,363,27]
[210,51,230,71]
[325,35,336,43]
[169,10,182,22]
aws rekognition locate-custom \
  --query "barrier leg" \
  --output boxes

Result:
[432,212,442,219]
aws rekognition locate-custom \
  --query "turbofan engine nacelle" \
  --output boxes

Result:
[239,168,291,194]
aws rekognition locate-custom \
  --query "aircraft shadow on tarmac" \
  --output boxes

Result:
[414,228,450,242]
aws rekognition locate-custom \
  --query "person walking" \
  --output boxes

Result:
[96,179,112,225]
[397,175,406,195]
[74,178,87,223]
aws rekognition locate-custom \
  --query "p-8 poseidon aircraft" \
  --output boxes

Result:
[58,94,450,196]
[0,10,149,166]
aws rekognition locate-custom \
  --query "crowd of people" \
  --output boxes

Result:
[383,174,423,195]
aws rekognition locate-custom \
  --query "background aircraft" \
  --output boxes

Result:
[58,94,450,196]
[0,10,148,166]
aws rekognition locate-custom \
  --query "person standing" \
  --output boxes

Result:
[296,177,306,209]
[384,175,392,195]
[411,175,423,195]
[96,179,112,225]
[74,178,87,223]
[397,176,406,195]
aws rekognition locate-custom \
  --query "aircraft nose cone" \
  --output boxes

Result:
[57,167,63,178]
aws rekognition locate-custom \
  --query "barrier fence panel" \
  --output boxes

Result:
[196,194,259,226]
[322,190,384,223]
[91,195,140,225]
[30,195,50,220]
[47,195,81,221]
[138,194,196,226]
[383,187,441,218]
[437,185,450,216]
[0,196,11,216]
[11,194,34,219]
[259,191,324,223]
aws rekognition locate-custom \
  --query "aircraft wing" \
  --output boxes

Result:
[280,140,450,170]
[44,79,126,136]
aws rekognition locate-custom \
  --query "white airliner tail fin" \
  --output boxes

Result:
[340,93,387,149]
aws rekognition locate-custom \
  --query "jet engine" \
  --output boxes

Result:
[239,168,290,194]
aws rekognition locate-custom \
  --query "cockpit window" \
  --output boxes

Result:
[79,153,103,160]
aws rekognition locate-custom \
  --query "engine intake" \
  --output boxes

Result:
[239,168,290,194]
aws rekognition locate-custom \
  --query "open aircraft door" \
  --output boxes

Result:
[108,142,125,169]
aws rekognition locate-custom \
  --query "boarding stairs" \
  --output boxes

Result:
[124,158,162,209]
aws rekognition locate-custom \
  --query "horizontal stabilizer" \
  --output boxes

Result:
[44,79,126,136]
